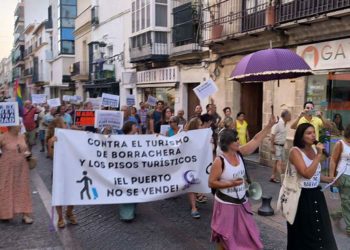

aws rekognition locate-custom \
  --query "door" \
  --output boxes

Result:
[240,82,263,139]
[187,83,200,119]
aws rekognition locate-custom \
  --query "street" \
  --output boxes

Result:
[0,145,348,250]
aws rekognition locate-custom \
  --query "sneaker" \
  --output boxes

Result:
[269,178,280,183]
[22,215,33,224]
[191,210,200,219]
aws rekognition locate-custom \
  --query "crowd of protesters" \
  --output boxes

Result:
[1,96,349,250]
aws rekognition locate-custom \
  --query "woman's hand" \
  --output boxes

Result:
[267,115,277,128]
[323,176,335,183]
[315,142,325,156]
[230,178,244,187]
[52,136,58,142]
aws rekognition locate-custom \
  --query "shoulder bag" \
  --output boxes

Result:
[277,156,301,225]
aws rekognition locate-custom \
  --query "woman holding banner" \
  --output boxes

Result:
[209,115,276,250]
[47,117,78,228]
[0,125,33,224]
[119,121,139,222]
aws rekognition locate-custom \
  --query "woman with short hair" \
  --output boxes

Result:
[209,116,276,249]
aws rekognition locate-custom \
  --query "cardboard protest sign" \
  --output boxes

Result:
[74,110,95,126]
[193,79,218,100]
[126,95,136,106]
[101,93,119,108]
[47,98,61,107]
[31,94,47,104]
[146,95,157,106]
[52,128,212,205]
[0,102,19,126]
[94,110,124,131]
[70,95,82,104]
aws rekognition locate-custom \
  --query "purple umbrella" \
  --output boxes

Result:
[229,48,312,83]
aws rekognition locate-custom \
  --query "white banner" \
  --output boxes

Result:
[63,95,72,102]
[0,102,19,126]
[32,94,47,104]
[101,93,119,108]
[193,79,218,100]
[87,98,101,110]
[47,98,61,107]
[52,129,212,205]
[94,110,124,131]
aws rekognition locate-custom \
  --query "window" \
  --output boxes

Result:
[61,0,76,5]
[62,18,74,27]
[61,41,74,54]
[155,4,167,27]
[61,28,74,40]
[61,5,77,18]
[245,0,268,14]
[131,0,151,33]
[155,32,167,43]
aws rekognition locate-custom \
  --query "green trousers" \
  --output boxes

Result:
[339,174,350,233]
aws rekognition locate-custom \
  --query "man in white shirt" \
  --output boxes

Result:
[270,110,291,183]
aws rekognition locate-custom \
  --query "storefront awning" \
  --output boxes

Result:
[136,82,177,88]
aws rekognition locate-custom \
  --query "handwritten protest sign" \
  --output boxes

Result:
[75,110,95,126]
[63,95,72,102]
[0,102,19,126]
[32,94,47,104]
[146,95,157,106]
[101,93,119,108]
[94,110,124,131]
[126,95,136,106]
[47,98,61,107]
[193,79,218,100]
[52,129,212,205]
[87,98,101,110]
[160,124,184,136]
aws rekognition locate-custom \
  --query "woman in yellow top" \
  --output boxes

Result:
[234,112,249,145]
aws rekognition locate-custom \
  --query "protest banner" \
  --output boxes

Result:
[0,102,19,126]
[47,98,61,107]
[31,94,47,104]
[101,93,120,108]
[193,79,218,100]
[75,110,95,126]
[146,95,157,106]
[87,98,101,110]
[70,95,82,104]
[52,129,212,205]
[126,95,136,106]
[94,110,124,131]
[160,124,184,136]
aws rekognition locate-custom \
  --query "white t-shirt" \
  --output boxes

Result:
[271,119,287,145]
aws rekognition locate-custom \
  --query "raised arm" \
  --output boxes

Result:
[239,115,276,156]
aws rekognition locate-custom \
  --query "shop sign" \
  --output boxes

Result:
[137,66,179,84]
[297,38,350,70]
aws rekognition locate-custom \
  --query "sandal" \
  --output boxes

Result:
[269,178,280,183]
[57,219,65,228]
[66,213,78,225]
[196,194,208,203]
[22,215,33,224]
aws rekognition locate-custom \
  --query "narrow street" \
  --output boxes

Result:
[1,145,348,250]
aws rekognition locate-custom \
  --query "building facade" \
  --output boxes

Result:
[200,0,350,166]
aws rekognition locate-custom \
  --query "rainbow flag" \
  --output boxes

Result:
[14,79,24,117]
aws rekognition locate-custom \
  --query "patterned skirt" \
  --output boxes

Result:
[287,186,337,250]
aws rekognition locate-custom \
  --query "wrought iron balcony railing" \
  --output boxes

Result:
[276,0,350,23]
[130,43,169,62]
[202,0,268,43]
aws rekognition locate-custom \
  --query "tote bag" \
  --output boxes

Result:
[277,161,301,225]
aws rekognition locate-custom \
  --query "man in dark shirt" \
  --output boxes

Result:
[149,100,164,134]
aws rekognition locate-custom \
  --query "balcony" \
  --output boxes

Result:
[202,0,268,44]
[45,19,53,30]
[130,43,169,63]
[93,70,115,83]
[15,16,24,29]
[24,68,33,77]
[276,0,350,23]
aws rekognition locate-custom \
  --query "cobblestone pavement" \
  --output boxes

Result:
[0,145,348,250]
